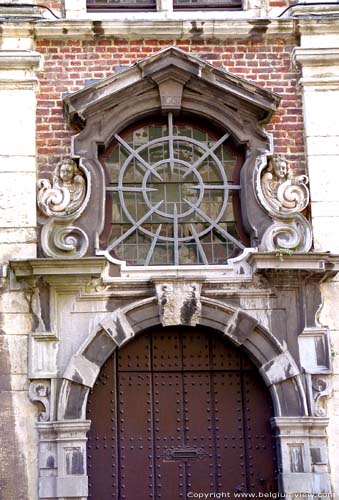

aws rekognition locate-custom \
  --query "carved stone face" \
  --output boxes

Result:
[274,157,288,179]
[60,161,75,183]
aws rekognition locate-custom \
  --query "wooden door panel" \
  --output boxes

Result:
[118,372,153,499]
[87,326,277,499]
[154,372,185,500]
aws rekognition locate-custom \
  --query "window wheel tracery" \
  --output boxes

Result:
[99,113,248,266]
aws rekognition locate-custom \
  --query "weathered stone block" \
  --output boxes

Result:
[0,90,36,156]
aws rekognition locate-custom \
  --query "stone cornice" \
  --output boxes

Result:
[0,18,298,41]
[11,253,339,284]
[293,47,339,67]
[11,257,107,279]
[298,16,339,36]
[1,16,339,41]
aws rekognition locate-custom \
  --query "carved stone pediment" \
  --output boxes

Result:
[63,46,281,133]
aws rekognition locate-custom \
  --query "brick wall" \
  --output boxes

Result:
[41,0,63,13]
[36,37,304,176]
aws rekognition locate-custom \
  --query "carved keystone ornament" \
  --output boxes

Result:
[154,279,203,327]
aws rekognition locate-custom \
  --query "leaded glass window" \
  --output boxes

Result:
[99,113,248,266]
[87,0,156,10]
[86,0,240,10]
[173,0,241,9]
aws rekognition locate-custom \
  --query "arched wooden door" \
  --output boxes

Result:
[87,326,277,499]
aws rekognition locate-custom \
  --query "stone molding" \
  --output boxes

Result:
[293,47,339,68]
[30,18,297,41]
[0,49,41,89]
[293,47,339,88]
[0,50,41,70]
[11,252,339,283]
[0,16,337,43]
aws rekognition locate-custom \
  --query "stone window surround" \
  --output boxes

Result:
[38,46,311,272]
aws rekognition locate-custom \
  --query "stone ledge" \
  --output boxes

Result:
[0,50,41,70]
[11,257,107,278]
[0,18,298,41]
[248,252,339,274]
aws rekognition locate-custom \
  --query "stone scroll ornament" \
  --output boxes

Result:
[259,155,312,253]
[37,159,90,258]
[29,381,50,422]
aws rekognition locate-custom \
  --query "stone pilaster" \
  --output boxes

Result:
[0,49,41,262]
[37,420,90,500]
[293,33,339,254]
[293,21,339,495]
[271,417,331,499]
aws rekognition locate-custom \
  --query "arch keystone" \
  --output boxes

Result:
[153,278,203,327]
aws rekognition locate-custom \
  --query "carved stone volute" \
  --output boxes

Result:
[38,159,87,218]
[258,155,312,253]
[37,158,90,258]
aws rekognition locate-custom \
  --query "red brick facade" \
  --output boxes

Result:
[36,37,304,176]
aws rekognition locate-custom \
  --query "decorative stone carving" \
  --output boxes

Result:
[261,215,312,253]
[261,155,309,214]
[153,279,203,327]
[41,219,89,259]
[38,159,86,217]
[258,155,312,253]
[305,374,332,417]
[29,381,50,422]
[37,158,90,258]
[312,377,331,417]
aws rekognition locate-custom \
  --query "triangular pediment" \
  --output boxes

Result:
[63,46,280,130]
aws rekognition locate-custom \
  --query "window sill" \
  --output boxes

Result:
[65,9,281,20]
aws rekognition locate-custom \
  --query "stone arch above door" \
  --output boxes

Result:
[58,295,308,422]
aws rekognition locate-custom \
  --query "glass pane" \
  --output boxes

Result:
[101,115,245,266]
[87,0,156,9]
[173,0,241,7]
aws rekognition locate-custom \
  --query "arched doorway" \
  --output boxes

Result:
[86,325,277,499]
